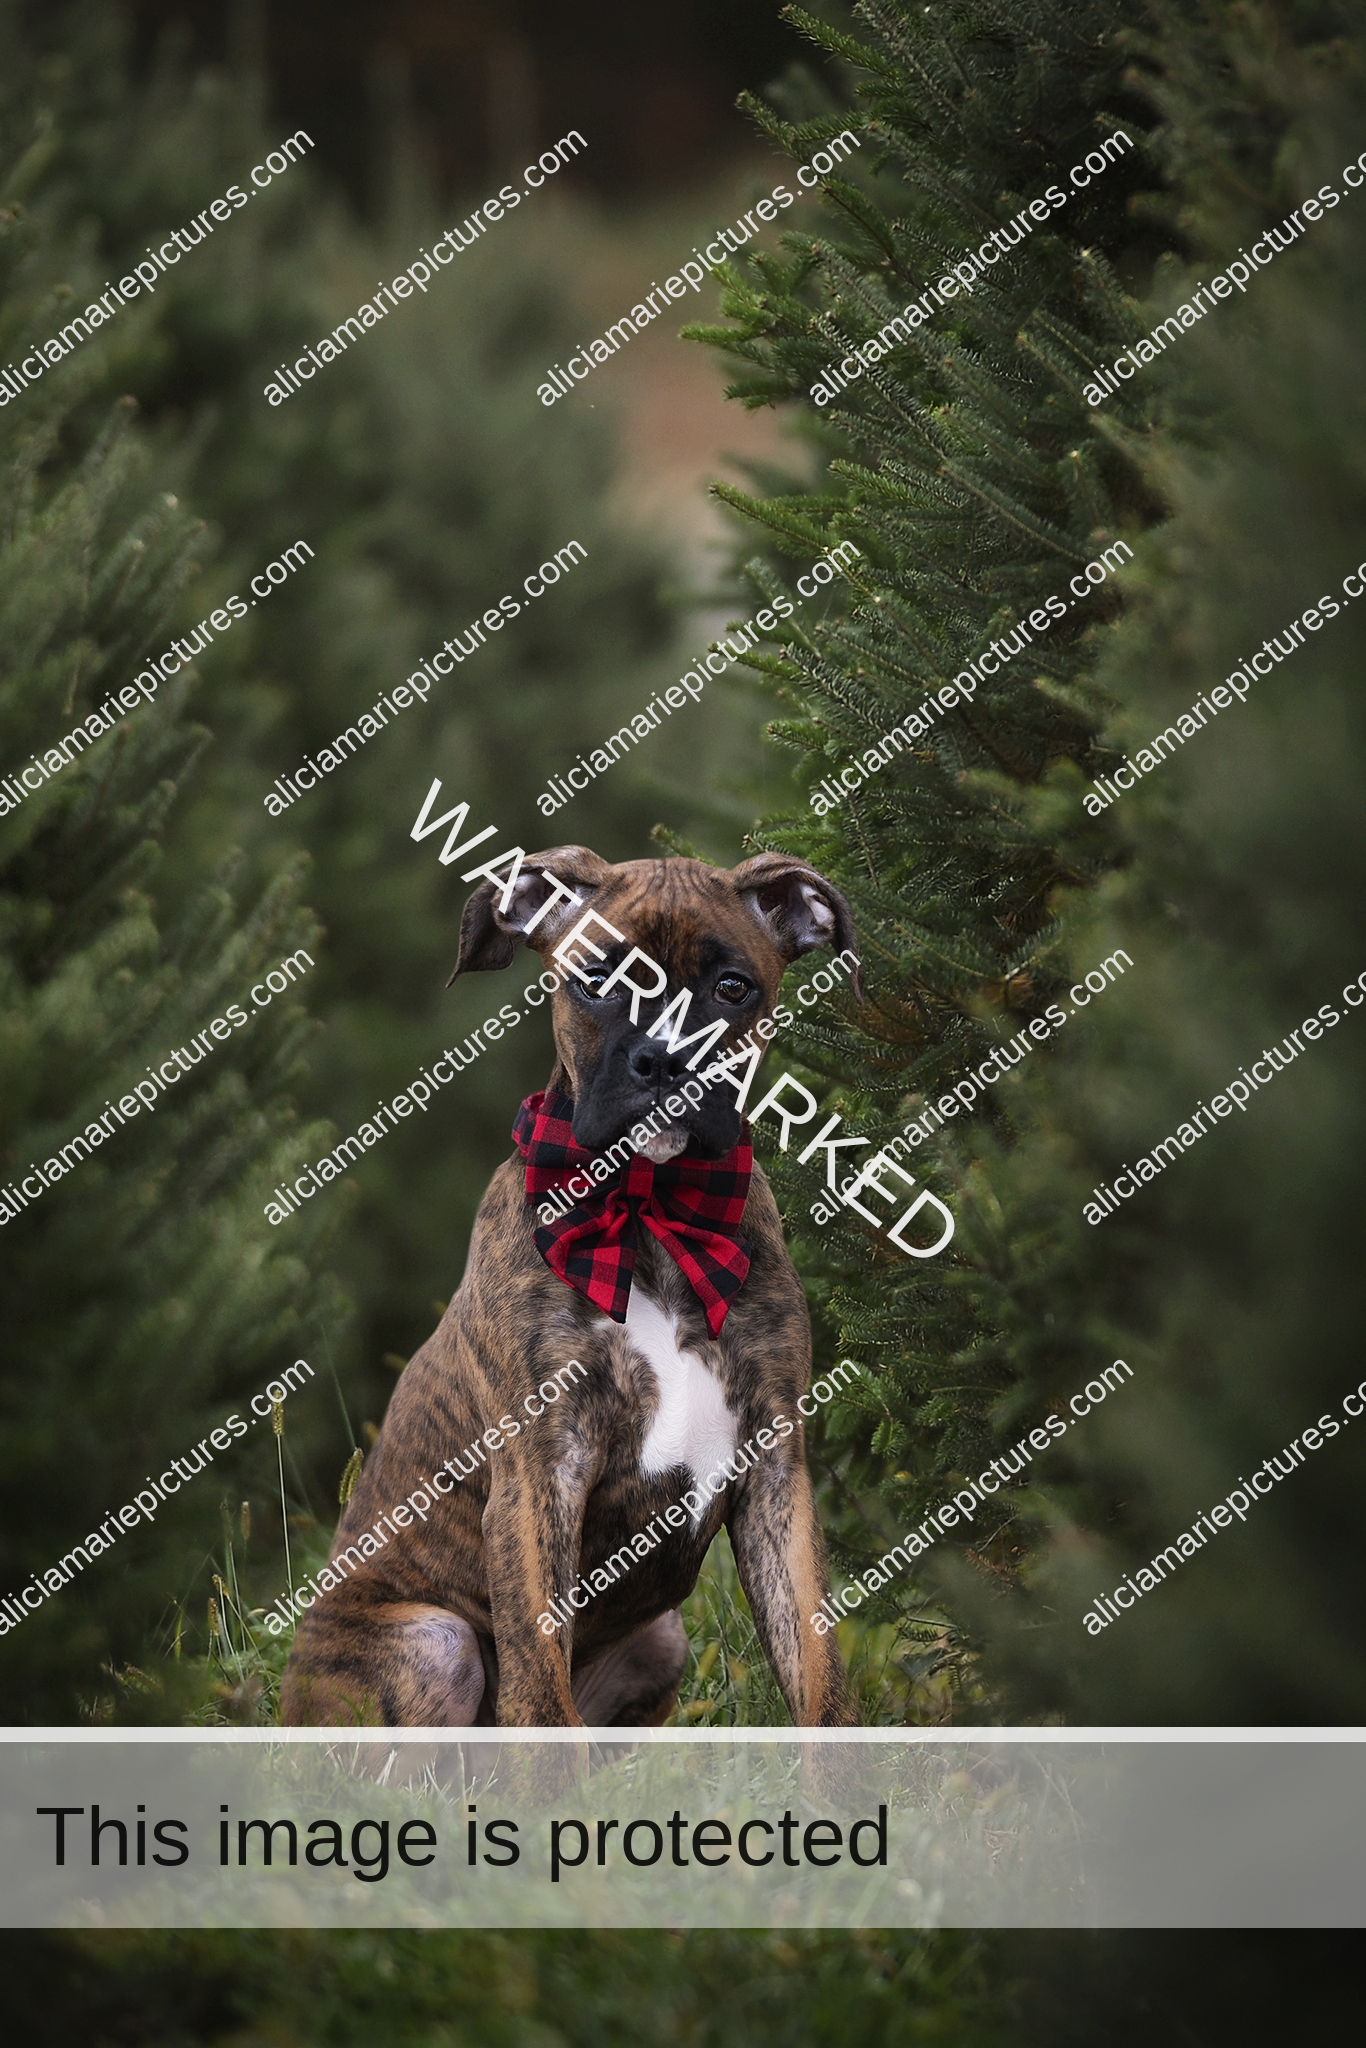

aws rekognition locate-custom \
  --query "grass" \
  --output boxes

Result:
[104,1527,987,1730]
[82,1402,988,1729]
[670,1528,992,1726]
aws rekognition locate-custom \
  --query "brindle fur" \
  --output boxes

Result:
[281,851,860,1729]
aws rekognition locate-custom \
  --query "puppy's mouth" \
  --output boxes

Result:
[632,1124,690,1164]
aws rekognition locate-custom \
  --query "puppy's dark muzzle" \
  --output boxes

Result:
[570,1029,687,1147]
[623,1033,689,1093]
[571,1026,740,1158]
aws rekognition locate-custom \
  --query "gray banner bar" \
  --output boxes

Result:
[2,1734,1361,1927]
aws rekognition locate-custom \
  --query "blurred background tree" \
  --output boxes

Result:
[0,0,802,1712]
[0,42,346,1715]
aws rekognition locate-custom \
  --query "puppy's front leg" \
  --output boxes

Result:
[728,1454,857,1726]
[481,1456,587,1726]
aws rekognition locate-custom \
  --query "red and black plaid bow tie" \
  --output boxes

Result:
[511,1088,752,1336]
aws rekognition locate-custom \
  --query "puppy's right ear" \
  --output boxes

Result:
[447,846,615,983]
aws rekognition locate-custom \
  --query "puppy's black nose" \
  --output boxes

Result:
[625,1036,687,1088]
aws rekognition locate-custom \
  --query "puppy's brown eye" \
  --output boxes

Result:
[576,968,610,999]
[715,974,752,1005]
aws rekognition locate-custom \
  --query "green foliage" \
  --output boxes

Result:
[675,1526,985,1724]
[691,0,1366,1718]
[3,1924,1361,2045]
[2,1924,991,2046]
[0,4,749,1712]
[8,1,695,1416]
[0,120,344,1714]
[976,15,1366,1718]
[687,0,1169,1584]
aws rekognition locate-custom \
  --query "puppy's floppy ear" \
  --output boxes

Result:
[447,845,615,983]
[728,851,865,1002]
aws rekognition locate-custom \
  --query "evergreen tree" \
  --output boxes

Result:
[689,0,1366,1718]
[0,28,344,1719]
[970,1,1366,1720]
[13,1,698,1403]
[0,0,722,1708]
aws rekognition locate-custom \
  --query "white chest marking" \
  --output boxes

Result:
[622,1289,738,1510]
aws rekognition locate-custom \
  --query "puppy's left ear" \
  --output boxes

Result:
[728,852,865,1002]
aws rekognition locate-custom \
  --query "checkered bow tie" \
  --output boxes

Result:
[511,1088,752,1335]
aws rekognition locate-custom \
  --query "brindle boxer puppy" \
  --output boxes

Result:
[281,849,862,1728]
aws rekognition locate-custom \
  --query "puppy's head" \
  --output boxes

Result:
[450,848,861,1158]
